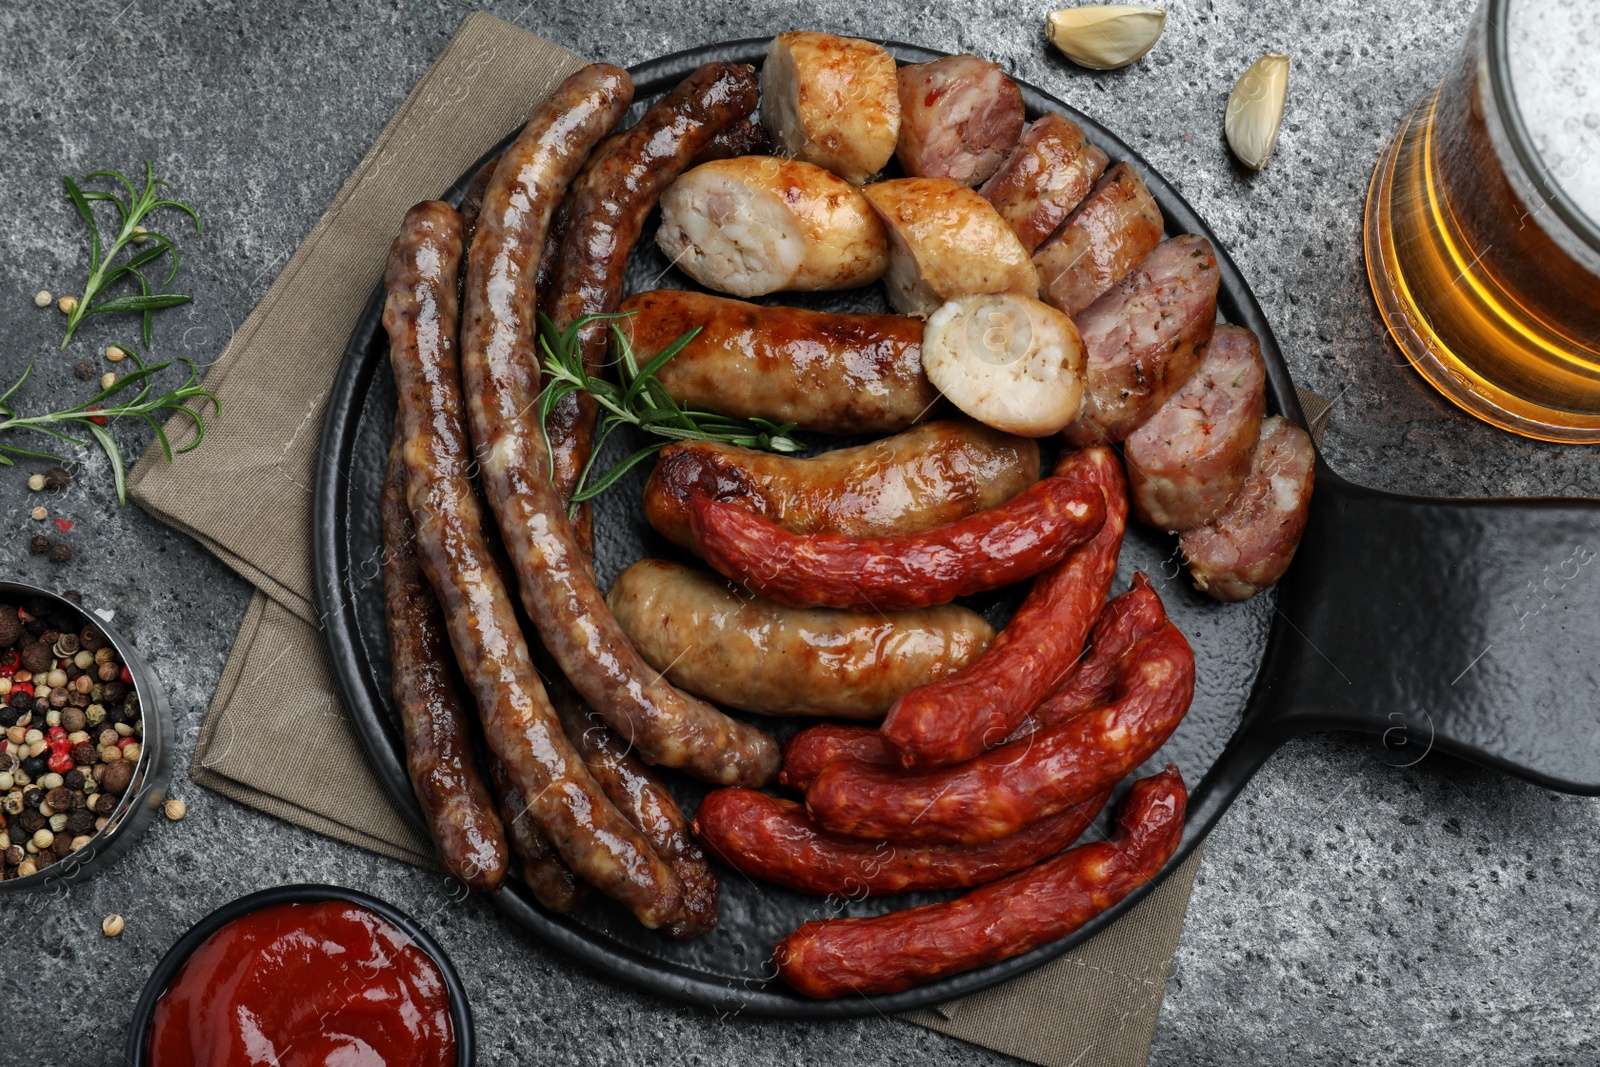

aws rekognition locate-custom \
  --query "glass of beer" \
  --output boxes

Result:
[1364,0,1600,442]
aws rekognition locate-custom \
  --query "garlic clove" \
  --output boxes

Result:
[1225,53,1290,170]
[921,292,1085,436]
[1047,5,1166,71]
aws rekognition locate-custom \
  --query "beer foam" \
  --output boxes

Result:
[1508,0,1600,225]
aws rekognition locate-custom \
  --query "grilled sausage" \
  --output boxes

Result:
[643,419,1040,553]
[879,446,1127,768]
[1034,162,1164,316]
[776,767,1186,998]
[544,663,718,939]
[695,787,1110,898]
[979,113,1108,254]
[780,571,1166,790]
[657,157,888,296]
[689,475,1106,612]
[863,178,1040,318]
[485,757,588,911]
[1062,235,1221,445]
[543,62,761,524]
[1180,415,1315,601]
[690,117,771,164]
[461,67,780,790]
[608,560,995,720]
[619,290,934,434]
[895,55,1026,187]
[807,624,1194,845]
[387,194,682,924]
[380,427,508,893]
[1126,324,1266,532]
[760,32,901,184]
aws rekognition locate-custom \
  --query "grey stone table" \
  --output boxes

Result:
[3,1,1597,1064]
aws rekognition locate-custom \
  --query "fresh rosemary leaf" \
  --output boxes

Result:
[59,161,202,349]
[537,311,806,506]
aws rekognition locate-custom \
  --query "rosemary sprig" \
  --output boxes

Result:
[537,312,804,508]
[0,348,220,504]
[59,161,202,350]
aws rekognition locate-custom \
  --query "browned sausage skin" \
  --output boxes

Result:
[386,192,682,927]
[776,767,1186,998]
[1126,324,1267,532]
[380,427,508,893]
[1063,235,1221,444]
[980,113,1108,254]
[1180,415,1316,601]
[543,62,761,514]
[460,66,781,789]
[609,560,995,720]
[485,757,588,912]
[643,420,1040,553]
[896,55,1026,186]
[1034,161,1165,317]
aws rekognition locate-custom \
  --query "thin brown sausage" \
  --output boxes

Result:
[543,62,761,513]
[776,767,1186,998]
[380,427,508,893]
[542,660,719,939]
[459,67,780,788]
[389,196,681,923]
[485,757,588,912]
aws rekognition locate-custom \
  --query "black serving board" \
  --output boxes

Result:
[313,38,1600,1019]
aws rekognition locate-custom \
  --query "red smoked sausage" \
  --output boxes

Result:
[879,445,1127,768]
[777,767,1187,998]
[688,475,1105,612]
[781,570,1168,791]
[807,623,1194,845]
[694,787,1109,897]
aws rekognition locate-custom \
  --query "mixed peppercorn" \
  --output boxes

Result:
[0,598,142,882]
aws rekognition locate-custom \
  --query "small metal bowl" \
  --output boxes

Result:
[125,883,475,1067]
[0,580,172,893]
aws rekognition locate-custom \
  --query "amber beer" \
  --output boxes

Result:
[1365,0,1600,442]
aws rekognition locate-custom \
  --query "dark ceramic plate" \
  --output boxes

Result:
[314,38,1600,1018]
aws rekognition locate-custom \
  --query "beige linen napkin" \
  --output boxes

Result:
[127,13,1255,1064]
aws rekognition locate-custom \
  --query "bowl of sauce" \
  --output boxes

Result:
[126,884,472,1067]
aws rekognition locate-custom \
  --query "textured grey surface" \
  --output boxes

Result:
[2,0,1598,1064]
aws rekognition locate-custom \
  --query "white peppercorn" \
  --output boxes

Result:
[38,772,62,790]
[31,828,52,849]
[45,670,67,689]
[16,859,35,877]
[33,290,52,308]
[48,813,67,833]
[45,709,61,727]
[73,651,93,670]
[164,798,186,821]
[0,773,11,791]
[102,914,124,937]
[70,834,91,852]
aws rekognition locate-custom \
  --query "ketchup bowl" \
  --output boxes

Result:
[125,884,474,1067]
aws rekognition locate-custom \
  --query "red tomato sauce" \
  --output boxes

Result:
[147,900,455,1067]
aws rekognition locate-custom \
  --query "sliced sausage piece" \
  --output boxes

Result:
[777,767,1186,998]
[863,177,1039,318]
[1126,324,1267,532]
[463,64,781,790]
[896,55,1026,187]
[806,624,1194,845]
[695,787,1110,898]
[780,571,1167,791]
[761,32,900,184]
[1179,415,1315,601]
[657,157,888,296]
[643,419,1040,553]
[619,290,934,434]
[1034,162,1165,316]
[979,113,1109,254]
[380,426,508,893]
[689,475,1106,612]
[921,292,1085,436]
[608,560,995,720]
[485,757,588,912]
[879,446,1126,768]
[1062,235,1221,445]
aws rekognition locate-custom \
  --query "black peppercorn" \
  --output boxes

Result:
[72,361,96,381]
[71,742,96,766]
[20,757,47,780]
[43,468,70,491]
[101,681,127,704]
[62,769,84,791]
[79,626,105,652]
[0,707,16,728]
[28,535,51,556]
[66,810,94,836]
[6,824,26,845]
[18,810,44,834]
[6,692,29,711]
[22,787,43,809]
[47,544,72,564]
[44,787,72,812]
[0,605,20,647]
[56,633,79,655]
[20,642,51,674]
